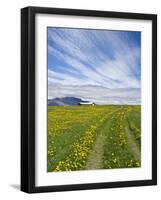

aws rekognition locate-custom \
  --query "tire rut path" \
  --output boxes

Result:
[85,109,121,170]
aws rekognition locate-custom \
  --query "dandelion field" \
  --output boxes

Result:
[47,105,141,172]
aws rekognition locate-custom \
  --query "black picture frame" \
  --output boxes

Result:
[21,6,157,193]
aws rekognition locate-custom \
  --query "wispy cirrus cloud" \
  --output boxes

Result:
[48,27,141,104]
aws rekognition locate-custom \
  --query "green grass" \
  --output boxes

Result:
[103,108,141,169]
[126,107,141,145]
[47,105,141,172]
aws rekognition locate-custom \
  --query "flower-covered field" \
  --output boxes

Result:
[47,105,141,172]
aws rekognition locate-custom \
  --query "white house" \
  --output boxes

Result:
[79,101,95,106]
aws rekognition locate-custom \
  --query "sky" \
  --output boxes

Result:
[48,27,141,105]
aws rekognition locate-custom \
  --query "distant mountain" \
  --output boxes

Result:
[48,97,90,106]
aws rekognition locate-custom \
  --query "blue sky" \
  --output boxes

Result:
[48,28,141,105]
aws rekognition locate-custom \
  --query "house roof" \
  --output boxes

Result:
[79,102,94,105]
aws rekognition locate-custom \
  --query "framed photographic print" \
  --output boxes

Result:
[21,6,157,193]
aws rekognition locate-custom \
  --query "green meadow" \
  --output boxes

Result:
[47,105,141,172]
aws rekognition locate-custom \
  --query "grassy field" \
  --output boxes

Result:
[47,105,141,172]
